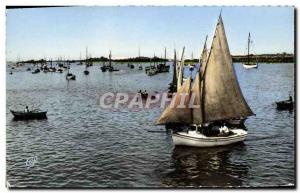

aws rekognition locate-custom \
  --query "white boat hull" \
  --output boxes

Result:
[243,64,257,69]
[172,129,247,147]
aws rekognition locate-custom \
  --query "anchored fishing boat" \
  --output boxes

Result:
[83,47,90,75]
[145,53,158,76]
[102,50,119,72]
[156,48,170,73]
[156,15,254,147]
[276,96,294,111]
[66,62,76,80]
[243,33,258,69]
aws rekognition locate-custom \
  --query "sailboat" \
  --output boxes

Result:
[49,58,56,72]
[78,52,83,65]
[84,47,90,75]
[156,15,254,147]
[146,53,158,76]
[107,50,119,72]
[243,33,258,69]
[156,47,170,73]
[138,47,143,70]
[66,61,76,80]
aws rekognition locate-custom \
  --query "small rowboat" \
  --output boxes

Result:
[10,110,47,120]
[276,100,294,110]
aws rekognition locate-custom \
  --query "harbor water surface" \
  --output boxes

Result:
[6,63,294,187]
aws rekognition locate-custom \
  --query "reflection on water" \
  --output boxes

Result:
[162,143,249,187]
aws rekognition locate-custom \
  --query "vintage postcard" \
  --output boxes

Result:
[6,5,295,188]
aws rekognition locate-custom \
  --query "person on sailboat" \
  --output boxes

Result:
[289,95,293,102]
[24,106,29,113]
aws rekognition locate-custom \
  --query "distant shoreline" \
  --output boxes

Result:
[12,53,294,64]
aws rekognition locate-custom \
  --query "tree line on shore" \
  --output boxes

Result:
[19,53,293,64]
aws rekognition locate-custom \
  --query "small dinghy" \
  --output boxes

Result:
[32,69,40,74]
[101,66,107,72]
[66,63,76,80]
[276,97,294,110]
[66,73,76,80]
[11,110,47,120]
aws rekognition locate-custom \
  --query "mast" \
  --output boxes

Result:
[85,47,88,70]
[177,46,185,90]
[247,33,250,65]
[164,47,167,65]
[109,50,112,67]
[199,35,208,77]
[172,49,177,87]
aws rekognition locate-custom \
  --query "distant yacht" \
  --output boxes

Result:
[83,47,90,75]
[243,33,258,69]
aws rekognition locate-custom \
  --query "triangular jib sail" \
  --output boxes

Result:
[156,77,192,124]
[156,15,254,125]
[200,35,208,77]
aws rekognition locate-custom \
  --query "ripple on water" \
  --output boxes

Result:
[6,63,294,187]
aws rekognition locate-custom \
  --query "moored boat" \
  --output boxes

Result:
[66,73,76,80]
[276,97,294,110]
[66,62,76,80]
[243,33,258,69]
[32,68,40,74]
[156,48,170,73]
[84,47,90,75]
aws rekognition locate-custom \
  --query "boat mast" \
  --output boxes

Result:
[177,46,185,90]
[86,47,88,70]
[172,49,177,87]
[247,32,250,65]
[164,47,167,65]
[138,47,140,59]
[109,50,112,67]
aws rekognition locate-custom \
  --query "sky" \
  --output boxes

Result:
[6,6,294,61]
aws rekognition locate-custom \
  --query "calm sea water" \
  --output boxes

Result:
[6,62,294,188]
